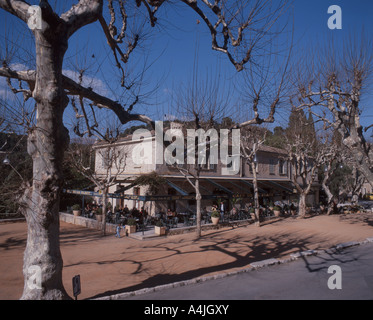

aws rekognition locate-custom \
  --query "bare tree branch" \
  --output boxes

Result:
[0,66,153,126]
[0,0,30,23]
[290,35,373,187]
[60,0,103,37]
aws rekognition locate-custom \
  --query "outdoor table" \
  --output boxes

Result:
[189,215,196,224]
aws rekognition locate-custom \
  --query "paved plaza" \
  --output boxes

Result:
[1,212,373,300]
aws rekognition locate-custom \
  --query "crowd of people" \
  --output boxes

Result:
[83,203,149,225]
[81,199,304,232]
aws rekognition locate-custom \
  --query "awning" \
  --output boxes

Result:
[266,180,293,193]
[114,183,136,194]
[228,181,252,194]
[205,178,233,195]
[259,180,293,194]
[63,189,146,201]
[165,179,189,196]
[239,179,266,194]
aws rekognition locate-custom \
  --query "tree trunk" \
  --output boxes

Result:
[251,162,261,226]
[321,178,335,215]
[341,121,373,189]
[298,193,307,218]
[21,29,70,300]
[101,187,108,236]
[195,178,202,238]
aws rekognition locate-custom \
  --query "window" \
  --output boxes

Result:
[168,188,176,211]
[279,160,288,175]
[101,149,113,169]
[269,158,276,175]
[133,187,140,209]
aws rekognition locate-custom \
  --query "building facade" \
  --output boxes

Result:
[93,126,319,215]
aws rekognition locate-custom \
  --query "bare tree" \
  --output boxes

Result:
[286,142,320,217]
[167,67,230,238]
[290,36,373,189]
[67,137,129,235]
[284,109,321,218]
[348,164,365,204]
[240,126,267,226]
[0,0,291,299]
[317,130,366,213]
[319,144,341,215]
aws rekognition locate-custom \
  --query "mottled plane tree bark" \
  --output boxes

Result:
[0,0,290,299]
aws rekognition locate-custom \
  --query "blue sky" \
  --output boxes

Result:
[1,1,373,134]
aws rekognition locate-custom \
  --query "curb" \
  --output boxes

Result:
[0,218,26,224]
[95,236,373,300]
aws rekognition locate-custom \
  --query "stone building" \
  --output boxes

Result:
[93,124,319,215]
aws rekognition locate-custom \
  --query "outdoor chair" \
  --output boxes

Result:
[105,214,111,223]
[138,217,150,232]
[115,212,121,224]
[154,213,161,221]
[189,215,196,225]
[202,214,209,224]
[183,217,189,227]
[143,216,151,228]
[171,216,179,228]
[183,215,194,227]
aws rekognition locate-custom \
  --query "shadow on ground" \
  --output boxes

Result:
[87,220,326,299]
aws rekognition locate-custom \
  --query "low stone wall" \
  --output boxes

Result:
[167,219,254,236]
[0,217,26,224]
[59,212,255,238]
[0,213,25,224]
[59,212,117,234]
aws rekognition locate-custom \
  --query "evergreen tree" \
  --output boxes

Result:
[305,111,317,153]
[264,126,286,149]
[286,107,308,142]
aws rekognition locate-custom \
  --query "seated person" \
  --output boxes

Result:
[123,204,130,215]
[167,208,175,217]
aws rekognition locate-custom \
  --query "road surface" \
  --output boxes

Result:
[126,241,373,300]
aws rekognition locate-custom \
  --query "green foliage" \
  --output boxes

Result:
[285,108,317,154]
[328,164,353,197]
[264,126,287,149]
[120,123,153,137]
[155,220,165,227]
[211,211,220,218]
[231,196,241,206]
[60,142,95,210]
[220,117,237,129]
[133,171,166,195]
[0,132,32,213]
[71,204,81,210]
[127,218,136,225]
